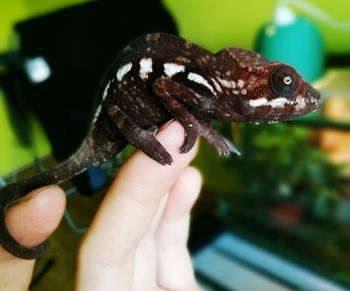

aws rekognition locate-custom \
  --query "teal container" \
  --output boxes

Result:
[256,17,325,83]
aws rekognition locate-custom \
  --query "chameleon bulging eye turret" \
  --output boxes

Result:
[269,65,299,97]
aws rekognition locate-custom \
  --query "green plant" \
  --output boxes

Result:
[232,123,342,219]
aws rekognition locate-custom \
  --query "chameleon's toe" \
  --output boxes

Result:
[179,124,201,154]
[208,136,241,156]
[180,135,197,154]
[222,138,241,156]
[153,148,173,165]
[142,143,173,165]
[210,137,229,156]
[202,125,241,157]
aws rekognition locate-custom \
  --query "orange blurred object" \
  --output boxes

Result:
[318,97,350,164]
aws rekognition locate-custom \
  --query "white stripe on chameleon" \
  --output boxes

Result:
[249,97,288,108]
[102,81,111,100]
[249,96,311,109]
[188,72,216,95]
[139,58,153,80]
[92,104,102,123]
[117,63,132,81]
[164,63,185,77]
[295,96,306,108]
[269,97,289,108]
[248,97,269,107]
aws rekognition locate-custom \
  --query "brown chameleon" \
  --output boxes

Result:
[0,33,320,259]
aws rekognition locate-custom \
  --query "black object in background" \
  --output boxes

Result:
[13,0,177,195]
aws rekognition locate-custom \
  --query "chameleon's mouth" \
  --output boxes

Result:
[302,84,321,111]
[241,86,321,122]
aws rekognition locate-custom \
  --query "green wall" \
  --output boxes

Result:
[0,91,51,175]
[164,0,350,53]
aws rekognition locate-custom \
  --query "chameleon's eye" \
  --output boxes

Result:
[269,65,299,97]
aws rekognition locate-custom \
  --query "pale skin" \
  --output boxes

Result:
[0,121,202,291]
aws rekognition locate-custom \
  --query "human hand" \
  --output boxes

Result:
[76,120,202,291]
[0,121,202,291]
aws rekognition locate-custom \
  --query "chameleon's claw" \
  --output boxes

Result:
[180,137,197,154]
[148,125,158,135]
[153,148,173,165]
[204,132,241,156]
[223,138,241,156]
[142,144,173,165]
[180,125,200,154]
[215,138,241,156]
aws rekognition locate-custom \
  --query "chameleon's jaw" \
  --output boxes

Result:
[305,84,321,107]
[241,87,321,122]
[294,83,321,115]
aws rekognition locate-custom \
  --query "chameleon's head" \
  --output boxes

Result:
[239,62,320,122]
[214,48,320,122]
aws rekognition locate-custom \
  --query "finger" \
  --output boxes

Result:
[0,185,66,291]
[77,121,199,291]
[132,166,200,291]
[5,185,66,248]
[155,167,202,290]
[131,193,169,291]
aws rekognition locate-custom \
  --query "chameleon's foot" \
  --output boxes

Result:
[209,136,241,156]
[204,133,238,156]
[0,211,48,259]
[134,131,173,165]
[152,77,204,154]
[219,138,241,156]
[200,121,241,156]
[107,106,173,165]
[138,137,173,165]
[179,123,202,154]
[146,146,173,166]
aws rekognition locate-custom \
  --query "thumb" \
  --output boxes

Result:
[0,185,66,290]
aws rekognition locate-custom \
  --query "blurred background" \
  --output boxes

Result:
[0,0,350,290]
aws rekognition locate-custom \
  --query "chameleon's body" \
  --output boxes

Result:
[0,33,320,259]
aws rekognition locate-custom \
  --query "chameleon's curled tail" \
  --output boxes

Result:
[0,156,91,259]
[0,137,127,259]
[0,180,50,259]
[0,124,127,259]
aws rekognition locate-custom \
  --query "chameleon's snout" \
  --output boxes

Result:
[306,85,320,101]
[304,84,321,110]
